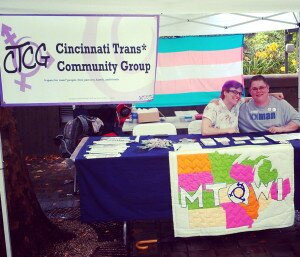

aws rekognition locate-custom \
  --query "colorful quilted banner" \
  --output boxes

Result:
[137,34,244,107]
[169,144,294,236]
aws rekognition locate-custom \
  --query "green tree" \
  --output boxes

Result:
[243,30,297,75]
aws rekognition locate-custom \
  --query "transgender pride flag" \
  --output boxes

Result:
[137,34,244,107]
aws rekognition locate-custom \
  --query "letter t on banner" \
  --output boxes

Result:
[0,134,12,257]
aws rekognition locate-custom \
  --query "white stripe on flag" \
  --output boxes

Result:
[156,61,243,81]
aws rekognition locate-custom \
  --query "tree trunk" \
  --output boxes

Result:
[0,107,72,257]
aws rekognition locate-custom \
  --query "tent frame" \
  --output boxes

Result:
[161,12,299,31]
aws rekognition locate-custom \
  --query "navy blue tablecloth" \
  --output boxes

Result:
[75,133,300,223]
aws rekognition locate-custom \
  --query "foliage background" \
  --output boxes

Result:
[243,31,298,75]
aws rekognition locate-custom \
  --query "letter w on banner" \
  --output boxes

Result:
[137,34,244,107]
[169,144,294,237]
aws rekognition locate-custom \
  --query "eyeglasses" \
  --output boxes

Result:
[227,90,243,96]
[250,86,267,92]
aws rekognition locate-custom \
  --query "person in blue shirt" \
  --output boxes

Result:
[238,75,300,133]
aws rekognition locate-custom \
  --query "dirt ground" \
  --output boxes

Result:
[27,155,127,257]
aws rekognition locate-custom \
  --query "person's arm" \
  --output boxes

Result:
[269,92,284,100]
[268,121,300,134]
[268,99,300,134]
[201,117,237,136]
[244,97,251,103]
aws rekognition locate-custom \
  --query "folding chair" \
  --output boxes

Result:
[187,120,202,134]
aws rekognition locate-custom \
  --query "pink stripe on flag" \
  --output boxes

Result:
[178,172,213,191]
[155,76,243,94]
[158,48,243,67]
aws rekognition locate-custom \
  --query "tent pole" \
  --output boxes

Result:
[0,133,12,257]
[298,23,300,112]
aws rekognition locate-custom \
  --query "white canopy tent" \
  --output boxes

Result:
[159,13,299,36]
[1,1,300,35]
[0,0,300,14]
[0,2,300,256]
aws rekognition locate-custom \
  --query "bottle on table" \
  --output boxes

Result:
[131,106,138,123]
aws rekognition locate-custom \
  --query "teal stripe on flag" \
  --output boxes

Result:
[136,92,221,108]
[158,34,243,53]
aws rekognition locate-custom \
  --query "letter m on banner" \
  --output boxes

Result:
[137,34,244,107]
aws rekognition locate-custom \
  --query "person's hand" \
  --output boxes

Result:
[268,126,284,134]
[244,97,251,103]
[273,92,284,100]
[224,128,238,134]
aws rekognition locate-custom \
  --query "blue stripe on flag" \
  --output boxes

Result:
[158,34,244,53]
[136,92,221,108]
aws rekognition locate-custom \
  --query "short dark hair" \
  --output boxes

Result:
[220,80,243,99]
[250,75,268,87]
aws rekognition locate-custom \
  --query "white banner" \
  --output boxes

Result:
[169,144,294,237]
[0,15,158,106]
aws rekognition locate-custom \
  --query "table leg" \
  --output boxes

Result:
[123,221,127,246]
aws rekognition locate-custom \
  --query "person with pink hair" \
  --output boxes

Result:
[201,80,243,135]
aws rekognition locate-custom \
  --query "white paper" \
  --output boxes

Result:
[89,144,128,148]
[250,139,269,144]
[135,136,140,143]
[94,137,131,142]
[84,153,121,159]
[234,140,246,145]
[93,140,130,145]
[87,140,129,155]
[232,136,251,141]
[214,137,230,143]
[87,148,127,154]
[200,138,217,146]
[173,143,202,151]
[265,133,300,142]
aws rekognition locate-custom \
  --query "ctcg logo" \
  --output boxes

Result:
[1,23,54,92]
[4,41,50,73]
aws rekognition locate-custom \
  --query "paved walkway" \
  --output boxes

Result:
[28,155,300,257]
[130,219,300,257]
